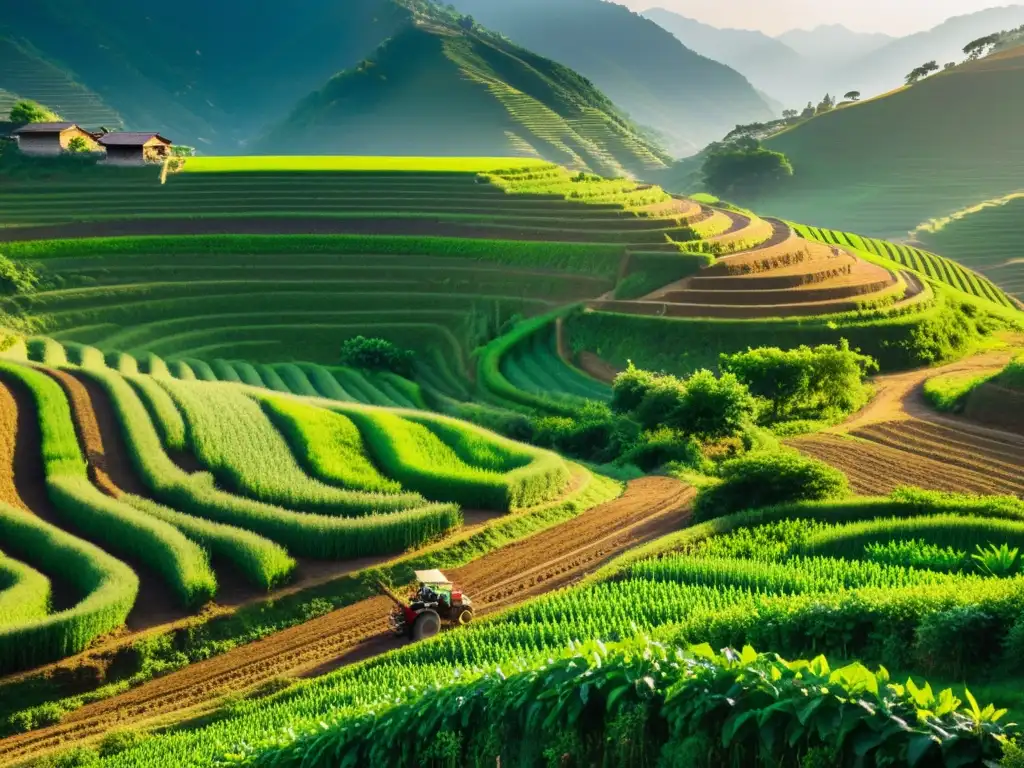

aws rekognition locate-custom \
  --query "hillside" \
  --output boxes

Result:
[830,5,1024,99]
[642,8,806,103]
[0,0,425,149]
[448,0,775,156]
[722,45,1024,253]
[775,24,893,62]
[258,21,669,175]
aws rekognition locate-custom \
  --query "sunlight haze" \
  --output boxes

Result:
[621,0,1024,35]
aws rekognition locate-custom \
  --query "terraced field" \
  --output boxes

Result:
[50,484,1024,766]
[0,37,123,129]
[915,194,1024,302]
[0,355,585,676]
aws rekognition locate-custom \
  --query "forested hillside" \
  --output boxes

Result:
[449,0,775,155]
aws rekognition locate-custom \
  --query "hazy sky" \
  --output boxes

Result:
[616,0,1020,36]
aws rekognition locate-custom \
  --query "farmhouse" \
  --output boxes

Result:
[98,131,172,165]
[11,122,100,155]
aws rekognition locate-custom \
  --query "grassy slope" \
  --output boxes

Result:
[449,0,775,156]
[745,45,1024,239]
[258,20,668,177]
[916,195,1024,302]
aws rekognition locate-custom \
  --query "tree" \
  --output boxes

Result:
[8,99,60,125]
[905,60,939,85]
[664,370,756,440]
[781,109,798,120]
[66,136,89,153]
[943,61,956,71]
[800,101,815,119]
[963,33,1000,60]
[338,336,414,375]
[815,93,836,114]
[701,142,794,198]
[843,91,861,101]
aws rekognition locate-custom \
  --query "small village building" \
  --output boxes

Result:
[98,132,172,166]
[11,123,100,155]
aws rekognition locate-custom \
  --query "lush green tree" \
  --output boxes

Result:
[843,91,861,101]
[693,451,849,522]
[701,142,793,198]
[781,109,798,120]
[611,362,660,415]
[964,33,1000,60]
[338,336,414,375]
[8,99,60,125]
[0,255,40,296]
[66,136,89,153]
[720,340,878,421]
[664,370,756,440]
[905,61,939,85]
[815,93,835,114]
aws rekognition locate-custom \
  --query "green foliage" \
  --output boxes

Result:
[923,370,994,412]
[65,136,89,154]
[0,550,50,627]
[261,397,402,494]
[720,340,878,421]
[0,362,216,608]
[996,353,1024,391]
[158,378,424,516]
[9,99,60,124]
[972,543,1020,578]
[0,254,40,296]
[0,501,137,674]
[341,407,570,511]
[695,451,849,522]
[702,141,793,197]
[614,366,756,439]
[865,539,966,573]
[338,336,415,376]
[530,401,636,465]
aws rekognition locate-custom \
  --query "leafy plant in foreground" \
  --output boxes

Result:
[973,543,1020,578]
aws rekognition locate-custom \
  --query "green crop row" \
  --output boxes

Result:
[83,368,462,561]
[0,502,138,675]
[5,235,627,278]
[0,549,50,628]
[157,378,425,516]
[98,488,1022,768]
[500,323,611,404]
[793,223,1016,309]
[0,362,218,609]
[261,398,403,494]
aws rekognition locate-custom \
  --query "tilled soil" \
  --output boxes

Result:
[0,477,692,763]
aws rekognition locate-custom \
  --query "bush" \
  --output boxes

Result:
[621,428,705,472]
[610,362,659,414]
[694,452,849,522]
[530,402,637,465]
[0,255,40,296]
[721,340,877,421]
[9,99,60,125]
[338,336,415,376]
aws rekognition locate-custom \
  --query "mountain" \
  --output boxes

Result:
[775,25,894,63]
[828,5,1024,100]
[640,8,804,105]
[0,0,424,149]
[724,44,1024,241]
[259,14,670,176]
[447,0,775,156]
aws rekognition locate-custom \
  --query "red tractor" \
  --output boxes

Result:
[382,569,475,641]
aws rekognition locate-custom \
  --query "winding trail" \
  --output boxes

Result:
[789,347,1024,497]
[0,476,692,764]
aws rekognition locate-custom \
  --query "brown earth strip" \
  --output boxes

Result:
[0,477,693,764]
[787,433,1016,497]
[0,385,26,510]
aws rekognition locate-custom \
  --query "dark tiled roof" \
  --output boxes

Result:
[12,122,80,134]
[98,132,171,146]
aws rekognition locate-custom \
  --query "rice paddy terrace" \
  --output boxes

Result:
[0,156,1022,764]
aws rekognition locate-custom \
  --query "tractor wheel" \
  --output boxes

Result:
[412,609,441,641]
[456,608,474,626]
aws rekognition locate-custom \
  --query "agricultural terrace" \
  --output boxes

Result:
[0,158,1022,763]
[915,194,1024,303]
[91,488,1024,767]
[0,354,583,675]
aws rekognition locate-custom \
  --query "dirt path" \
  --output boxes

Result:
[0,477,692,763]
[789,347,1024,496]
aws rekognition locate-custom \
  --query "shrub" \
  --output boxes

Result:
[621,428,705,472]
[530,402,636,464]
[666,370,756,439]
[721,340,877,421]
[610,362,659,414]
[694,452,849,522]
[338,336,415,376]
[9,99,60,125]
[0,255,40,296]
